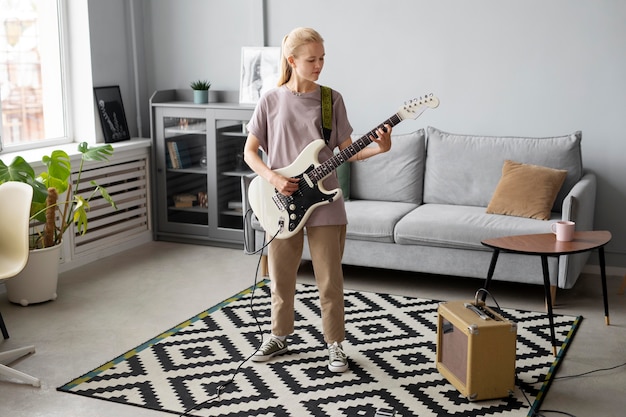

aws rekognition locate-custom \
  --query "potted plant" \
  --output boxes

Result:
[190,79,211,104]
[0,142,117,305]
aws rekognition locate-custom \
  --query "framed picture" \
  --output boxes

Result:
[93,85,130,143]
[239,47,281,105]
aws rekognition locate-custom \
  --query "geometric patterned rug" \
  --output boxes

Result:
[58,281,581,417]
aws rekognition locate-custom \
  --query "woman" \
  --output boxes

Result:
[244,27,392,373]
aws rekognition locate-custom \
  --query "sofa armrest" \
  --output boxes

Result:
[558,172,597,288]
[561,172,597,230]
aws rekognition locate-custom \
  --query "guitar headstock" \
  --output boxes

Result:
[397,94,440,120]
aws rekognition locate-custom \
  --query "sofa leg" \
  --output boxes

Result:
[545,285,557,311]
[619,274,626,295]
[261,255,269,277]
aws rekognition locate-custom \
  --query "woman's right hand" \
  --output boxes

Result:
[270,172,300,196]
[244,133,300,196]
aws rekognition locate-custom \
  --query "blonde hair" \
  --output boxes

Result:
[277,27,324,86]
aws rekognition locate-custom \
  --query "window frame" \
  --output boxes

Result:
[0,0,71,153]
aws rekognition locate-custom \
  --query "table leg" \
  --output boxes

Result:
[540,255,557,356]
[482,249,500,301]
[599,247,610,325]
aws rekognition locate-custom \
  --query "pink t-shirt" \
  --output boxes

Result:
[247,85,353,227]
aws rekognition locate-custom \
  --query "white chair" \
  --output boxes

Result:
[0,181,41,387]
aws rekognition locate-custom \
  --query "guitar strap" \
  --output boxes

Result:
[321,85,332,144]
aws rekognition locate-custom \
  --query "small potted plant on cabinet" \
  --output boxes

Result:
[190,79,211,104]
[0,142,117,305]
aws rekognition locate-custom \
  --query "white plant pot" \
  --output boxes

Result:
[6,244,61,306]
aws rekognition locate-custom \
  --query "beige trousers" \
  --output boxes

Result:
[267,224,346,344]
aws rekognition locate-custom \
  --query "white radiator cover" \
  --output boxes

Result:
[60,144,153,272]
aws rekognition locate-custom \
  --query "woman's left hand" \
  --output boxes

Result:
[370,124,392,154]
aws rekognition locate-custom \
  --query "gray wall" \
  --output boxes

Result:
[88,0,626,269]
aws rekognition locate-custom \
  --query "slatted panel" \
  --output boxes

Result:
[72,156,149,255]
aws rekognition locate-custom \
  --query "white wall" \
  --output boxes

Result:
[143,0,264,93]
[87,0,138,140]
[131,0,626,267]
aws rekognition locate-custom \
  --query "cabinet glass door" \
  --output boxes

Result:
[207,108,253,241]
[160,113,208,232]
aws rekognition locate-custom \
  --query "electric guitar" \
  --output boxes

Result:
[248,94,440,239]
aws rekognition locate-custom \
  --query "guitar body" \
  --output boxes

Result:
[248,139,341,239]
[247,94,439,240]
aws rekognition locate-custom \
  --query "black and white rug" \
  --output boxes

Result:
[58,281,581,417]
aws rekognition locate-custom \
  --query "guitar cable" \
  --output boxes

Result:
[178,209,278,417]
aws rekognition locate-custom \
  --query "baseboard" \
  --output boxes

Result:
[583,264,626,278]
[59,232,153,274]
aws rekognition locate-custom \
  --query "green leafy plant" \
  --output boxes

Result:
[189,79,211,90]
[0,142,117,249]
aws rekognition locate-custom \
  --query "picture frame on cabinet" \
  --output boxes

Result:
[239,47,281,105]
[94,85,131,143]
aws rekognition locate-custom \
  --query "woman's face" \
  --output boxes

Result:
[290,42,325,82]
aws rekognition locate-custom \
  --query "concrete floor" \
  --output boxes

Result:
[1,241,625,416]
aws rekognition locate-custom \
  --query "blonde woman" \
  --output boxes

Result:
[244,27,391,373]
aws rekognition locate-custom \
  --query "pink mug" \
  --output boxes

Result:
[551,220,575,241]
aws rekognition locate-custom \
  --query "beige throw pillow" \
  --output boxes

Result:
[486,160,568,220]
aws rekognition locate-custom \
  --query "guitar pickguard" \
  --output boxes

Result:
[273,164,337,232]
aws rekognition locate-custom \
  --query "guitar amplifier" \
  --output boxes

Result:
[436,300,517,401]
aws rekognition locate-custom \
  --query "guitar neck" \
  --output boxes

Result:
[308,113,404,183]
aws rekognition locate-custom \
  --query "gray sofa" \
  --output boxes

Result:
[242,126,596,290]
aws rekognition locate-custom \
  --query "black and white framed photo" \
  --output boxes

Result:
[94,85,130,143]
[239,47,281,105]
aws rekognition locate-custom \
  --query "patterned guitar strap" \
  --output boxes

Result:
[321,85,332,144]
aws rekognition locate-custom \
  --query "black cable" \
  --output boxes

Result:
[553,361,626,380]
[534,411,577,417]
[178,210,278,416]
[473,287,502,310]
[515,362,580,417]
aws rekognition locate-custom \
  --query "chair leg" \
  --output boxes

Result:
[619,274,626,295]
[0,345,41,387]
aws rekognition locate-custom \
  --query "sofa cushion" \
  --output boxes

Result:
[423,127,582,211]
[486,160,567,220]
[345,200,418,243]
[394,204,559,249]
[350,129,425,204]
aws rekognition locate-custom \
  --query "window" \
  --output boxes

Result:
[0,0,66,151]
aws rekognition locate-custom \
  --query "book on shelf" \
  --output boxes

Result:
[167,141,179,169]
[172,140,192,168]
[174,193,197,208]
[167,140,193,169]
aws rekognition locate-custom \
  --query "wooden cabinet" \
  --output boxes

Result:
[150,90,254,247]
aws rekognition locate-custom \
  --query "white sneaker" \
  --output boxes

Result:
[328,342,349,373]
[251,336,288,362]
